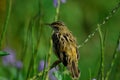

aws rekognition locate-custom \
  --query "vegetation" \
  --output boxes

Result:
[0,0,120,80]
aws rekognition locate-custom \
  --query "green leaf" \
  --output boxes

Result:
[54,71,62,80]
[0,51,9,56]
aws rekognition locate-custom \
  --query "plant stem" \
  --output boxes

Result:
[98,24,104,80]
[89,69,92,80]
[54,0,61,21]
[45,40,53,80]
[0,0,12,49]
[105,33,120,80]
[26,19,35,79]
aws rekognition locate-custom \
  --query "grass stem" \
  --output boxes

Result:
[98,24,105,80]
[0,0,12,49]
[105,33,120,80]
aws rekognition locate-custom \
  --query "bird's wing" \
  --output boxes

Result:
[52,32,79,66]
[52,32,61,58]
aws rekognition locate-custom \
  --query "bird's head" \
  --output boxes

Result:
[46,21,67,31]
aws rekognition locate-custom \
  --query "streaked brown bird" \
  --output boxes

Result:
[47,21,80,79]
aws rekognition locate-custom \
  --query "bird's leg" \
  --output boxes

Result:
[50,60,61,69]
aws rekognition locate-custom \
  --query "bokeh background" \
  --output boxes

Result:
[0,0,120,80]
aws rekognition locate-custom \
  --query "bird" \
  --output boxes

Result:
[47,21,80,79]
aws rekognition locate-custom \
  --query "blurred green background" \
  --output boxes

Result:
[0,0,120,80]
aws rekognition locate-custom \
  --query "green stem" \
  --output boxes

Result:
[26,19,35,79]
[32,20,35,75]
[28,69,49,80]
[21,19,30,62]
[98,24,104,80]
[105,34,120,80]
[0,0,12,49]
[54,0,61,21]
[89,69,92,80]
[45,40,52,80]
[32,2,43,74]
[89,68,92,80]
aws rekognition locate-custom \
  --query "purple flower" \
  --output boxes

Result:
[38,60,57,80]
[53,0,66,7]
[49,68,57,80]
[38,60,47,71]
[15,61,23,69]
[2,47,16,66]
[2,47,23,69]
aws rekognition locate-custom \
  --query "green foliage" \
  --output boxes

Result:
[0,51,9,56]
[0,0,120,80]
[54,71,62,80]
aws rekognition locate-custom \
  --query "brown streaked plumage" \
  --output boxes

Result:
[48,21,80,79]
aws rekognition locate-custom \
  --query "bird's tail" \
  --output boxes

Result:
[67,60,80,79]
